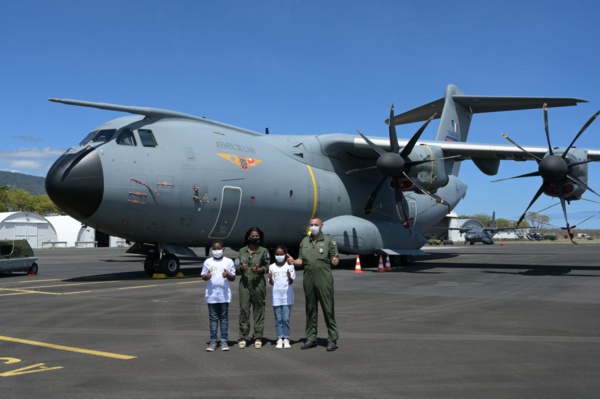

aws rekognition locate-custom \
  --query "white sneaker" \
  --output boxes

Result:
[276,338,283,349]
[220,341,229,351]
[238,340,246,349]
[283,339,291,349]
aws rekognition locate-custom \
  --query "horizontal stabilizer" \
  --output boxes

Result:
[389,95,586,126]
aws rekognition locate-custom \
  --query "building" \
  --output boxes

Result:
[0,212,126,249]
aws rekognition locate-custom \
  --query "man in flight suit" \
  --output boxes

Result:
[293,217,339,351]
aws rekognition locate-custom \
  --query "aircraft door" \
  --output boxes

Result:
[409,199,417,225]
[209,186,242,239]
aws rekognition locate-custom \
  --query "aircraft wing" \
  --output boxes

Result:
[319,135,600,162]
[361,139,600,161]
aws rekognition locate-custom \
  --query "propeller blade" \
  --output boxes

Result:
[405,154,462,168]
[356,129,386,156]
[389,105,399,154]
[402,172,449,207]
[399,113,437,158]
[565,174,600,198]
[576,210,600,227]
[491,171,540,183]
[543,104,554,156]
[392,178,410,227]
[563,109,600,157]
[501,133,543,162]
[364,176,387,214]
[516,183,548,226]
[567,159,597,168]
[555,184,575,243]
[345,165,378,175]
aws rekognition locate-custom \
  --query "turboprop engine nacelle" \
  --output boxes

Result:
[402,145,449,193]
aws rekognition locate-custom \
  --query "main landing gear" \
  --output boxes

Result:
[143,251,181,277]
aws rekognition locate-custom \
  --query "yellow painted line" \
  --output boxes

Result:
[18,281,116,290]
[0,291,31,297]
[177,281,202,285]
[0,336,136,360]
[118,285,157,290]
[0,288,61,296]
[62,291,92,295]
[20,279,60,283]
[306,164,318,218]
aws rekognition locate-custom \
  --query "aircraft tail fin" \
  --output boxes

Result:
[490,211,497,229]
[389,84,585,176]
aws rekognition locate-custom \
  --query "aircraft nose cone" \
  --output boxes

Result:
[45,148,104,220]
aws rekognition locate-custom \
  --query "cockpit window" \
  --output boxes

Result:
[138,129,158,147]
[116,129,137,146]
[79,129,116,145]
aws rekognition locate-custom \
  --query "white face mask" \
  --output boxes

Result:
[309,226,320,236]
[275,255,286,263]
[212,249,224,259]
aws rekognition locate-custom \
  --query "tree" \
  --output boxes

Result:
[30,195,61,215]
[524,212,550,230]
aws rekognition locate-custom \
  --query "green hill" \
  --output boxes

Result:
[0,171,46,195]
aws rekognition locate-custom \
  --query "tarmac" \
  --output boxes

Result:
[2,242,600,399]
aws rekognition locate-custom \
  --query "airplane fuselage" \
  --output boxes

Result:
[46,115,466,254]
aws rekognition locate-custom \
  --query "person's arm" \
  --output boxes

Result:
[224,261,236,281]
[329,237,340,266]
[201,263,212,281]
[293,243,304,267]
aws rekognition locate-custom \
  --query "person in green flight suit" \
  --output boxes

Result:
[236,226,270,349]
[292,217,340,351]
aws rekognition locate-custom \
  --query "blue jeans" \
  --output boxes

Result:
[208,302,229,343]
[273,305,292,339]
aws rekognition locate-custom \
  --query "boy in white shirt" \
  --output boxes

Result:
[201,240,236,352]
[268,245,296,349]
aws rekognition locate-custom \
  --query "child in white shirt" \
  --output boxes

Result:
[201,240,236,352]
[268,245,296,349]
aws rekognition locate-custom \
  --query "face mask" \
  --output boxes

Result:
[248,237,260,245]
[212,249,224,259]
[275,255,286,263]
[309,226,320,236]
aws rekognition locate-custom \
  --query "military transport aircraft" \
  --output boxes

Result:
[451,212,516,245]
[45,84,600,276]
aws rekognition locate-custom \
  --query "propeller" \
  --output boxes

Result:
[357,104,443,227]
[493,104,600,241]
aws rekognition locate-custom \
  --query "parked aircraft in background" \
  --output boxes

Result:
[451,212,516,245]
[45,85,600,276]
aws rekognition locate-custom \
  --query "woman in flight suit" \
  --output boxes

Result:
[236,226,270,349]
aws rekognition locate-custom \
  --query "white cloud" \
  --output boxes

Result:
[0,147,65,176]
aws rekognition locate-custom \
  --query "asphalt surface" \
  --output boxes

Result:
[2,242,600,398]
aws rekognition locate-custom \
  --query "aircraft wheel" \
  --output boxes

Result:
[160,254,180,277]
[28,262,38,275]
[470,241,475,245]
[144,253,160,277]
[399,255,412,265]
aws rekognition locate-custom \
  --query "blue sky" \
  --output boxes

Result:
[2,1,600,227]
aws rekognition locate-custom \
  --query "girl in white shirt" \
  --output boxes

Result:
[268,245,296,349]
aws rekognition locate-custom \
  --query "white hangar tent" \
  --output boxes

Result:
[46,215,97,248]
[45,215,128,248]
[0,212,128,248]
[0,212,58,248]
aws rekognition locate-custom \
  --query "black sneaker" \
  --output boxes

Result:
[301,340,317,349]
[326,341,337,351]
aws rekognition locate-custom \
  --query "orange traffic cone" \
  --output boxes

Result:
[377,255,385,272]
[384,255,392,271]
[354,255,363,273]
